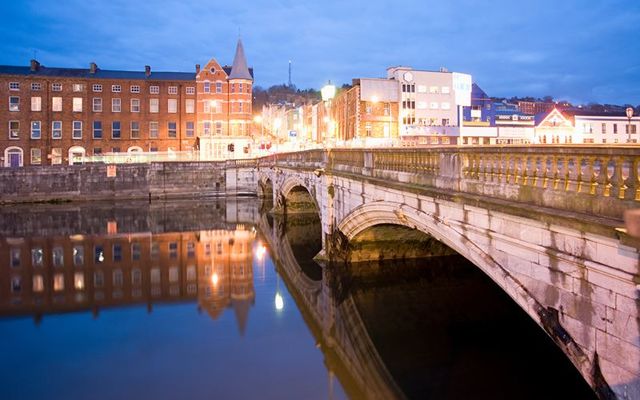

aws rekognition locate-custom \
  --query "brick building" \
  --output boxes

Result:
[0,39,253,167]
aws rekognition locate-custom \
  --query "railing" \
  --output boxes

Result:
[261,146,640,220]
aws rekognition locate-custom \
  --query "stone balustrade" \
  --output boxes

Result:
[262,146,640,221]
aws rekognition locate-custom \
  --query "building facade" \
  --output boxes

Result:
[0,40,253,167]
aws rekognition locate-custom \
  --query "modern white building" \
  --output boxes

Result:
[574,114,640,144]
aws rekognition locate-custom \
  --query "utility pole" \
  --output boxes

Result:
[288,60,292,88]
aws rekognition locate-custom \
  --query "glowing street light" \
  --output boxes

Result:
[321,82,336,102]
[626,107,634,143]
[211,272,219,286]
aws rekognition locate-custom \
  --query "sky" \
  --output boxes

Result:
[1,0,639,105]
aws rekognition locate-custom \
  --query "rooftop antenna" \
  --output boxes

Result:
[288,60,292,87]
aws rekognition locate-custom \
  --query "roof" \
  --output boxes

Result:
[227,38,253,81]
[0,65,195,81]
[222,66,254,79]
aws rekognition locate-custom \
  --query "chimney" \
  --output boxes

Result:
[89,62,98,74]
[30,59,40,72]
[145,65,151,77]
[195,64,201,73]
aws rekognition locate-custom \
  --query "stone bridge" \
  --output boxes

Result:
[255,146,640,400]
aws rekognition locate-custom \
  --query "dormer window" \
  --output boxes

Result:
[210,67,216,73]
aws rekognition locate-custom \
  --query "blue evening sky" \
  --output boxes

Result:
[1,0,639,104]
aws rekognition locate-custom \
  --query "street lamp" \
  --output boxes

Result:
[626,107,634,143]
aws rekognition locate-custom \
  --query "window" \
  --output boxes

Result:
[113,244,122,262]
[204,82,211,93]
[9,96,19,111]
[52,83,62,91]
[441,102,451,110]
[238,102,243,113]
[602,123,607,134]
[73,245,84,266]
[429,86,439,94]
[149,121,158,138]
[53,247,64,267]
[216,82,222,93]
[52,148,62,164]
[215,121,222,134]
[185,99,194,113]
[442,86,450,94]
[131,243,141,261]
[73,97,82,112]
[168,86,178,95]
[150,98,159,113]
[9,82,20,90]
[132,269,142,285]
[365,104,372,114]
[627,124,638,135]
[151,242,159,258]
[31,148,41,164]
[52,97,62,112]
[93,147,102,155]
[130,121,140,138]
[112,98,121,112]
[186,86,195,95]
[169,242,178,258]
[112,121,121,138]
[130,85,140,93]
[73,121,82,139]
[430,102,439,109]
[10,248,20,267]
[365,122,372,136]
[74,272,85,290]
[73,84,84,92]
[53,273,64,291]
[169,267,179,283]
[239,83,243,92]
[94,271,104,287]
[203,101,210,113]
[151,268,161,284]
[31,121,41,139]
[93,121,102,139]
[112,146,120,154]
[31,82,41,91]
[52,121,62,139]
[168,99,177,113]
[128,98,140,113]
[112,85,121,93]
[186,121,194,137]
[33,275,44,292]
[168,122,177,138]
[417,85,427,93]
[231,83,235,93]
[614,124,618,134]
[9,121,19,139]
[93,97,102,112]
[203,121,211,136]
[94,246,104,263]
[150,85,159,94]
[31,96,41,111]
[93,84,102,92]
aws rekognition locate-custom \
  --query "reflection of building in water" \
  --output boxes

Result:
[0,226,255,330]
[197,226,256,334]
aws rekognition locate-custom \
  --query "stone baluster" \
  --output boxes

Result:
[608,158,624,198]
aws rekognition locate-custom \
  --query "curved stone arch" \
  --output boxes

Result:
[68,145,86,165]
[256,174,274,199]
[337,200,595,389]
[278,175,321,214]
[4,146,23,167]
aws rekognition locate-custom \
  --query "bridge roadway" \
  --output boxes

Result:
[255,146,640,400]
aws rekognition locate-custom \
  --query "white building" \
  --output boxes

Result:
[386,66,472,145]
[574,114,640,144]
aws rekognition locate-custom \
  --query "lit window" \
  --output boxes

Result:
[112,85,121,93]
[430,102,439,110]
[149,121,158,138]
[9,121,19,139]
[429,86,439,94]
[9,82,20,90]
[52,97,62,112]
[73,97,82,112]
[151,268,161,284]
[31,247,44,267]
[51,148,62,164]
[112,98,121,112]
[94,245,104,263]
[31,82,41,91]
[130,85,140,93]
[72,84,84,92]
[168,99,177,113]
[52,247,64,267]
[33,275,44,292]
[52,121,62,139]
[169,267,179,283]
[186,86,195,95]
[52,83,62,91]
[185,99,194,113]
[31,121,41,139]
[442,86,450,94]
[9,96,19,111]
[149,85,159,94]
[10,248,20,267]
[72,121,82,139]
[53,273,65,291]
[73,245,84,266]
[131,98,140,113]
[31,148,41,164]
[92,84,102,92]
[31,96,41,111]
[74,272,85,290]
[441,102,451,110]
[168,86,178,95]
[150,98,159,113]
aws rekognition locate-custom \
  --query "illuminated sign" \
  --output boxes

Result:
[452,73,472,107]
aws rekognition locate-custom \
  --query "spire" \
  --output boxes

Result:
[228,38,253,81]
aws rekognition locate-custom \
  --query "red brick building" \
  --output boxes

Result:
[0,39,253,166]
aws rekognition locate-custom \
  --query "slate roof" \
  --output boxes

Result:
[0,65,195,81]
[227,39,253,81]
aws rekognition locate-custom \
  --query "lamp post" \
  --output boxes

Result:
[626,107,634,143]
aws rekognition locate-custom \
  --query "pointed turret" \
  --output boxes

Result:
[228,38,253,81]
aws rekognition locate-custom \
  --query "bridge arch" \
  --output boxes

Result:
[337,200,600,392]
[276,176,321,215]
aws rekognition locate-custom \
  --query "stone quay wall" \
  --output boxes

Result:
[0,161,259,204]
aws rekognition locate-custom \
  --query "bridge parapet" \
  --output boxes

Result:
[261,146,640,221]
